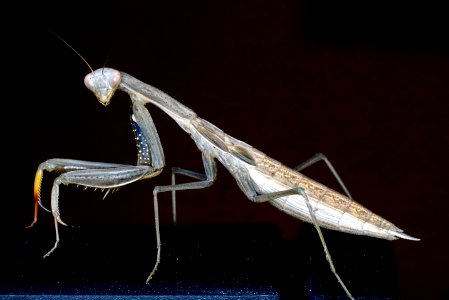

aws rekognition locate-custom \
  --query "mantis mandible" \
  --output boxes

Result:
[28,50,419,299]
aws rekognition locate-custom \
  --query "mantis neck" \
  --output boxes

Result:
[119,72,197,125]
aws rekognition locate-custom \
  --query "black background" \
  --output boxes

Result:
[5,1,449,299]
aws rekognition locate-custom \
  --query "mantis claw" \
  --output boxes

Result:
[43,241,59,258]
[38,200,51,212]
[56,216,68,226]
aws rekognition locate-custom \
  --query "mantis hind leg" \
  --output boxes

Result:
[294,153,353,199]
[299,188,355,300]
[233,171,355,299]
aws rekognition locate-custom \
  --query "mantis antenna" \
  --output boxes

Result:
[47,28,94,74]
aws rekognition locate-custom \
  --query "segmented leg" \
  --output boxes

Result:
[294,153,353,199]
[146,152,217,283]
[27,159,130,229]
[233,172,355,300]
[31,105,166,260]
[164,156,355,298]
[31,159,159,258]
[300,188,354,300]
[171,167,207,224]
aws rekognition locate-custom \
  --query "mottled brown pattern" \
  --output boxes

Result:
[255,154,400,231]
[367,214,395,231]
[345,201,370,221]
[274,166,304,187]
[320,190,352,212]
[256,155,283,176]
[301,179,328,202]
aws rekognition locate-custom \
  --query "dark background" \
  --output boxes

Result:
[5,0,449,299]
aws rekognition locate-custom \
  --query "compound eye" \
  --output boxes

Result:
[103,68,121,89]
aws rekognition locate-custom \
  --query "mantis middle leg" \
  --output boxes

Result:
[146,152,217,282]
[161,152,354,298]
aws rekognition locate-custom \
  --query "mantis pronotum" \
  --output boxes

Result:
[29,48,419,299]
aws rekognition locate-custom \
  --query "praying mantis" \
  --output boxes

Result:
[28,47,419,299]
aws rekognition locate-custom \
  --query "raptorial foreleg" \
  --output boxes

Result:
[39,163,156,258]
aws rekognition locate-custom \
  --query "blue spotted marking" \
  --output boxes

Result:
[131,114,152,166]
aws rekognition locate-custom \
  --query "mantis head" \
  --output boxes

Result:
[47,31,121,106]
[84,68,121,106]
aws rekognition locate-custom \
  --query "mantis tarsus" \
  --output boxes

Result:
[29,64,420,299]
